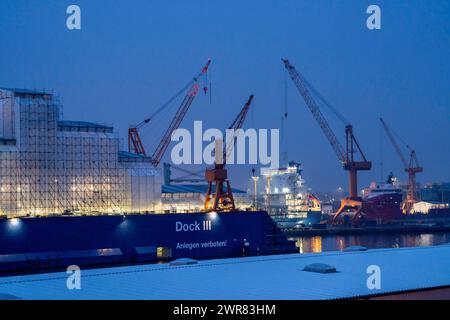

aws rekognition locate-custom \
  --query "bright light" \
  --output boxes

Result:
[8,218,21,227]
[208,211,218,219]
[282,187,290,193]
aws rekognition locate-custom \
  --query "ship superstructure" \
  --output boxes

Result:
[251,161,322,227]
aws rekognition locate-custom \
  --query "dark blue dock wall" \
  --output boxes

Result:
[0,211,267,260]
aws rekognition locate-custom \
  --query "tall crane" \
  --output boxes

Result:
[379,118,423,213]
[282,59,372,222]
[204,95,254,212]
[128,59,211,167]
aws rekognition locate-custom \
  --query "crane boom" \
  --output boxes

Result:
[150,84,199,167]
[128,59,211,164]
[223,95,254,165]
[379,118,408,168]
[282,58,371,223]
[379,117,423,213]
[282,59,346,162]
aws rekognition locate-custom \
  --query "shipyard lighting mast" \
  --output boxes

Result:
[282,59,372,222]
[204,95,254,212]
[128,59,211,167]
[380,118,423,214]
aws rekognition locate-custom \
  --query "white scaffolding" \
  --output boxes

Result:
[0,88,161,217]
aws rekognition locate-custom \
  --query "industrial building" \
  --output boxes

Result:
[0,88,161,217]
[421,183,450,204]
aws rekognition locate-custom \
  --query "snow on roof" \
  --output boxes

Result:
[0,245,449,300]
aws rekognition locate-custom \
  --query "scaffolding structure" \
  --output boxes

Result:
[0,88,161,217]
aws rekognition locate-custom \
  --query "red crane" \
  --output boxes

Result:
[204,95,254,212]
[128,59,211,167]
[282,59,371,222]
[379,118,423,213]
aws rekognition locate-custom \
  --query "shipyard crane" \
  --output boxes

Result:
[379,118,423,214]
[282,59,372,222]
[128,59,211,167]
[204,95,254,212]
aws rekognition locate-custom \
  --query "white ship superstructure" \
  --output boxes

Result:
[253,161,321,219]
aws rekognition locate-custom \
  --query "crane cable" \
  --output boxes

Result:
[302,78,350,126]
[139,78,197,128]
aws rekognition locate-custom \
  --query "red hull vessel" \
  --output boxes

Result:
[361,182,403,222]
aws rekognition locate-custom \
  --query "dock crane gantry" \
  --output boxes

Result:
[204,95,254,212]
[128,59,211,167]
[282,59,372,222]
[379,118,423,214]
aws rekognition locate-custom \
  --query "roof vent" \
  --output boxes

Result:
[169,258,198,266]
[344,246,368,252]
[303,263,337,274]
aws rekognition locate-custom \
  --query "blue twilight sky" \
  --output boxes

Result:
[0,0,449,192]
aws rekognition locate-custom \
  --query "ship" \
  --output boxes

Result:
[250,161,323,229]
[0,88,296,275]
[360,177,403,222]
[342,176,450,223]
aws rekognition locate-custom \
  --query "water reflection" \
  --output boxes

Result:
[290,233,450,253]
[295,236,323,253]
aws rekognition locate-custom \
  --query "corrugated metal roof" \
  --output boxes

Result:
[162,184,245,194]
[0,87,52,96]
[0,87,54,100]
[1,245,449,300]
[118,151,154,164]
[118,151,146,159]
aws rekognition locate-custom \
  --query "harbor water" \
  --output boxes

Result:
[290,232,450,253]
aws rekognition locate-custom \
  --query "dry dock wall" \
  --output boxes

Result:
[0,211,285,273]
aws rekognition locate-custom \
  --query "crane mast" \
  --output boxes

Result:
[128,118,150,155]
[282,58,371,222]
[204,95,254,212]
[379,118,423,213]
